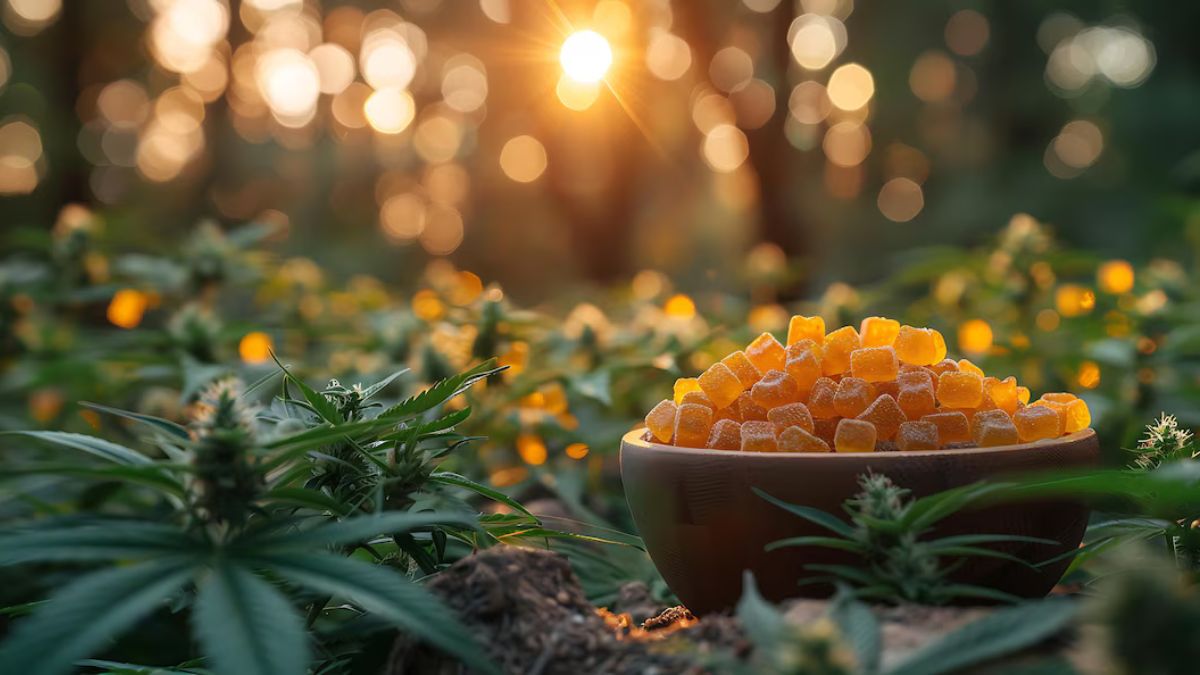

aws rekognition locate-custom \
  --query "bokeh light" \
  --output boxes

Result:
[560,30,612,84]
[364,88,416,134]
[499,135,547,183]
[827,63,874,111]
[877,178,924,222]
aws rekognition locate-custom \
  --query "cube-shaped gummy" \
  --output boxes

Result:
[751,369,800,410]
[893,326,940,366]
[937,371,984,409]
[957,359,985,378]
[787,315,826,346]
[673,377,701,404]
[896,375,937,419]
[674,402,714,448]
[737,391,769,421]
[721,350,763,389]
[785,338,824,362]
[984,376,1019,415]
[707,419,742,451]
[972,411,1019,447]
[822,326,861,375]
[833,377,876,418]
[740,420,778,452]
[680,390,715,410]
[785,349,822,395]
[778,426,831,453]
[745,332,787,375]
[859,316,900,347]
[1013,405,1062,441]
[849,346,899,383]
[921,411,971,445]
[856,394,907,440]
[698,361,744,409]
[896,420,940,451]
[806,377,838,418]
[812,417,840,445]
[834,418,877,453]
[768,401,815,434]
[644,399,676,443]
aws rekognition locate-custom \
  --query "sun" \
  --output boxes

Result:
[560,30,612,84]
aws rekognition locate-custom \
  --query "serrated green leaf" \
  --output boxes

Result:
[244,552,497,674]
[829,588,881,674]
[193,561,310,675]
[270,353,342,424]
[359,369,409,400]
[263,487,351,516]
[429,472,534,518]
[245,511,477,551]
[2,431,151,466]
[735,571,787,649]
[0,463,186,497]
[0,558,195,675]
[766,536,867,553]
[377,361,502,421]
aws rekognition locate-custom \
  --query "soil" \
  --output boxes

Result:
[385,546,1068,674]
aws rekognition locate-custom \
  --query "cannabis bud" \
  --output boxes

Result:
[189,378,262,527]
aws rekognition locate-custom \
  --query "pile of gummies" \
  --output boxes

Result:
[643,316,1091,453]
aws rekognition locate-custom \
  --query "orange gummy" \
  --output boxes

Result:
[645,399,676,443]
[931,328,948,362]
[922,411,971,444]
[737,391,769,422]
[834,377,876,418]
[938,371,984,409]
[856,394,907,440]
[859,316,900,347]
[785,349,823,396]
[1042,392,1077,404]
[740,420,779,452]
[786,338,824,362]
[674,402,714,448]
[822,326,861,376]
[787,315,826,346]
[807,377,838,418]
[673,378,701,404]
[713,402,741,423]
[707,419,742,450]
[834,418,877,453]
[972,409,1019,447]
[957,359,985,378]
[813,417,840,445]
[751,369,800,409]
[721,351,763,389]
[768,401,815,434]
[896,420,940,451]
[1013,405,1062,441]
[699,361,744,409]
[896,372,937,419]
[894,326,940,366]
[680,390,715,410]
[1016,386,1031,405]
[984,376,1019,415]
[745,332,787,374]
[779,425,831,453]
[1059,398,1091,432]
[850,346,899,383]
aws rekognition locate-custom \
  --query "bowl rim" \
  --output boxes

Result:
[621,427,1096,459]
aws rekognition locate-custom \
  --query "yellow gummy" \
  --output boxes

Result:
[938,371,984,409]
[849,346,899,383]
[645,399,677,443]
[787,315,826,346]
[698,361,744,409]
[745,332,787,374]
[673,378,701,405]
[822,326,861,376]
[859,316,900,347]
[721,351,762,389]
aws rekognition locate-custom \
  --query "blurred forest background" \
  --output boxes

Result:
[3,0,1198,300]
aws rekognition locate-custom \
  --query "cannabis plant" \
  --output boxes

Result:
[1129,413,1197,471]
[0,359,519,675]
[756,474,1055,604]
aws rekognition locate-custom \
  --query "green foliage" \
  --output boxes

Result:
[757,474,1055,604]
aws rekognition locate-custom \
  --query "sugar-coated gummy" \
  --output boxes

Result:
[740,420,779,452]
[973,413,1020,447]
[673,378,701,405]
[937,371,984,409]
[737,391,769,421]
[984,376,1019,415]
[787,315,826,346]
[894,326,940,366]
[834,418,877,453]
[779,425,832,453]
[1013,405,1062,441]
[833,377,876,418]
[922,411,971,444]
[698,361,744,409]
[957,359,985,378]
[856,394,907,440]
[751,369,800,410]
[812,417,840,444]
[707,419,742,450]
[822,326,861,376]
[768,401,815,434]
[721,351,762,389]
[849,346,899,383]
[680,390,715,410]
[674,402,714,448]
[645,399,677,443]
[807,377,838,418]
[786,338,824,362]
[896,420,940,451]
[785,349,823,395]
[745,332,787,375]
[859,316,900,347]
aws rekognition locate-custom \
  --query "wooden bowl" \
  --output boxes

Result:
[620,428,1098,614]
